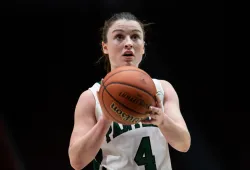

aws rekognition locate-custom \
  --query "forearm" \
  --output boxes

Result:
[159,114,191,152]
[69,117,111,169]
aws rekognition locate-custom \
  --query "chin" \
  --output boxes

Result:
[124,62,133,66]
[124,61,137,66]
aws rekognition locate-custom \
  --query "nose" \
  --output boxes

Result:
[124,37,133,49]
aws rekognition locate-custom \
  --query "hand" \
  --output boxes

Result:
[141,94,165,126]
[99,114,113,125]
[99,107,113,124]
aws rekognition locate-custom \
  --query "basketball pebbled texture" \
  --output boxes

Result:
[97,66,157,125]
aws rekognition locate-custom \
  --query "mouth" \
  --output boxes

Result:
[122,55,133,62]
[122,51,134,57]
[123,56,133,61]
[123,54,134,57]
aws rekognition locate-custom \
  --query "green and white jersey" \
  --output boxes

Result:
[89,79,172,170]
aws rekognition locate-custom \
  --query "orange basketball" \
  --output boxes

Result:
[97,66,157,125]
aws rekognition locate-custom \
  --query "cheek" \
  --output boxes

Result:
[137,43,145,53]
[107,43,121,61]
[136,40,144,47]
[109,41,122,52]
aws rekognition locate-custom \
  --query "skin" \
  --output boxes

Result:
[68,19,191,170]
[102,19,145,70]
[102,19,191,151]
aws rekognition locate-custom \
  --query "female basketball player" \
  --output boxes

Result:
[68,12,191,170]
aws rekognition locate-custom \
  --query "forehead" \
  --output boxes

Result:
[108,19,143,34]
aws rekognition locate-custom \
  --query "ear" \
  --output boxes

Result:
[102,41,108,54]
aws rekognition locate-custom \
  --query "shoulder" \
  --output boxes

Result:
[73,89,97,124]
[153,78,175,91]
[158,80,174,89]
[158,79,179,103]
[79,81,101,104]
[76,89,96,111]
[79,89,95,100]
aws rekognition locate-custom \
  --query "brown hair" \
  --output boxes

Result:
[98,12,151,73]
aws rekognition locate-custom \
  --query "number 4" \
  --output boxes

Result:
[134,136,157,170]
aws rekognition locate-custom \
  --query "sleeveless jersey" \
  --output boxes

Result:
[89,78,172,170]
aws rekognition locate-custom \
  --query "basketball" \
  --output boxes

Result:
[97,66,157,125]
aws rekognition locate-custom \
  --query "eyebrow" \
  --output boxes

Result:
[112,29,142,34]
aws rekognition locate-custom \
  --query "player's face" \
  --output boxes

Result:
[102,19,145,70]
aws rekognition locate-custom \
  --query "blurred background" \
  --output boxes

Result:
[1,1,226,170]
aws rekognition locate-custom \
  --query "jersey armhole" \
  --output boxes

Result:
[152,78,165,100]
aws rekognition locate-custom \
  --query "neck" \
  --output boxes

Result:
[111,64,138,71]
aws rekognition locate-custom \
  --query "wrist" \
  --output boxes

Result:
[99,116,112,126]
[158,114,169,129]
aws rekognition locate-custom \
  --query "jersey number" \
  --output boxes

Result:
[134,136,157,170]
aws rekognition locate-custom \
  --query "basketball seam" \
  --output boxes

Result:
[102,69,148,85]
[99,87,119,122]
[106,82,155,99]
[101,88,133,124]
[100,68,154,124]
[103,85,152,115]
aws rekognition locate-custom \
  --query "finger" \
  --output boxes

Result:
[141,119,152,124]
[141,118,157,124]
[141,119,157,125]
[141,117,152,123]
[149,114,157,119]
[150,106,161,115]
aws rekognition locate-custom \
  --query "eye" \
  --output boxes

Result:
[131,34,140,41]
[114,34,124,41]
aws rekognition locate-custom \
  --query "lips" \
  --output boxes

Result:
[123,51,134,56]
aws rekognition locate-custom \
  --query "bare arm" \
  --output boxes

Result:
[68,90,112,170]
[159,80,191,152]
